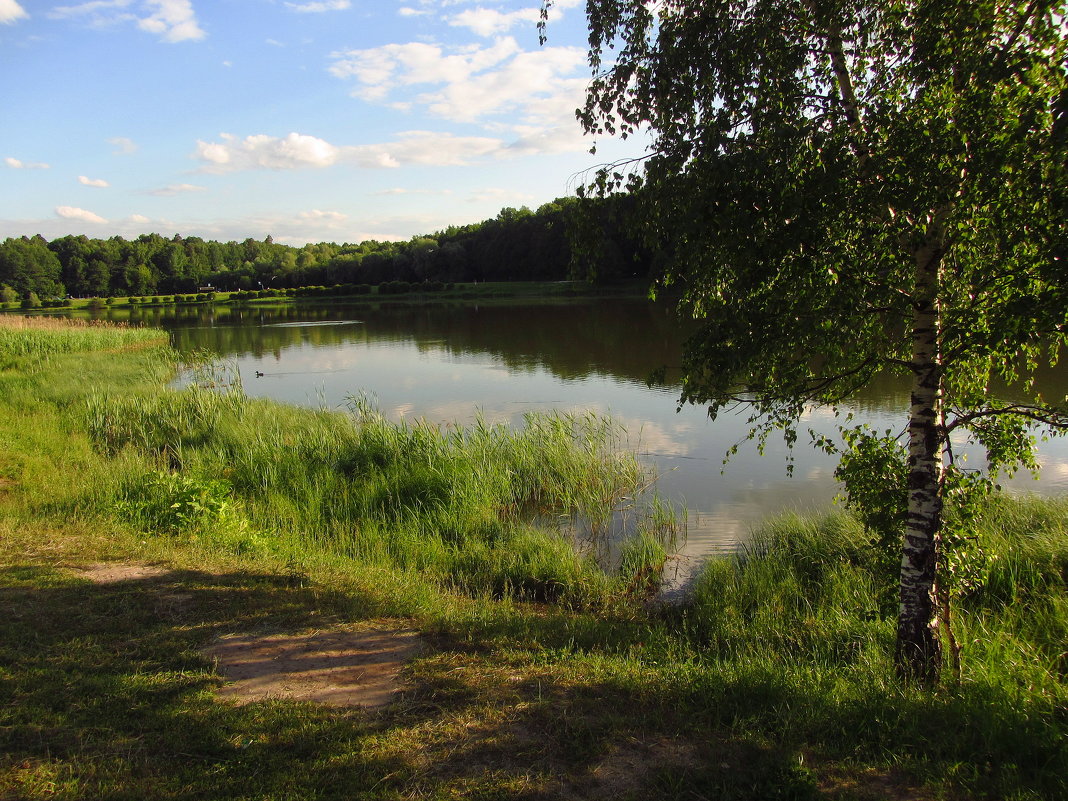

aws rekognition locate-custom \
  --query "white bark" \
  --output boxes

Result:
[896,242,945,683]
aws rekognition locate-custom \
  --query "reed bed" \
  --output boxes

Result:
[82,366,675,606]
[0,315,164,368]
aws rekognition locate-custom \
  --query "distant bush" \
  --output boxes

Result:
[21,292,41,309]
[379,280,412,295]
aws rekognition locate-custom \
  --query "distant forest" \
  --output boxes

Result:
[0,196,650,300]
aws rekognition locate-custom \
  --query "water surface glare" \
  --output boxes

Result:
[148,299,1068,579]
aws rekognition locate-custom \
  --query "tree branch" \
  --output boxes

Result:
[945,404,1068,434]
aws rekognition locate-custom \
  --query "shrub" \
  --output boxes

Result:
[379,280,412,295]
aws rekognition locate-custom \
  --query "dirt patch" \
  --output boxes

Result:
[818,766,943,801]
[69,562,173,584]
[576,736,702,797]
[206,626,426,708]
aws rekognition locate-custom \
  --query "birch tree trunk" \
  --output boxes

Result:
[896,243,945,683]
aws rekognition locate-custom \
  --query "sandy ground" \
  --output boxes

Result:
[205,627,425,707]
[70,562,425,708]
[70,562,173,583]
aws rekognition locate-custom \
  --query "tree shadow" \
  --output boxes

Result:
[1,563,1059,800]
[0,564,410,800]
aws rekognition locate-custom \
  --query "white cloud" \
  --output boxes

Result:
[56,206,108,224]
[5,156,50,169]
[285,0,350,12]
[425,48,587,124]
[193,130,504,172]
[329,38,522,102]
[194,132,341,172]
[297,209,347,222]
[149,182,205,196]
[448,6,540,37]
[108,136,138,154]
[138,0,205,42]
[538,0,585,22]
[397,7,428,17]
[49,0,132,20]
[50,0,204,42]
[349,130,502,168]
[78,175,110,187]
[128,213,151,223]
[0,0,28,24]
[505,123,588,156]
[329,38,587,128]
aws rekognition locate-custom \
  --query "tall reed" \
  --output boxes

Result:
[82,371,678,606]
[0,315,164,368]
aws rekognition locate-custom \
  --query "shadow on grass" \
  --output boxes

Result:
[1,564,1062,800]
[0,563,820,801]
[423,605,1066,800]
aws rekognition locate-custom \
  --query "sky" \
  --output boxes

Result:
[0,0,641,245]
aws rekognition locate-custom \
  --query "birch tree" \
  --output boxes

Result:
[544,0,1068,682]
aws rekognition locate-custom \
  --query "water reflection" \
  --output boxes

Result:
[118,299,1067,574]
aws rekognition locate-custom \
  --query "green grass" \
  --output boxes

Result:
[1,317,1066,800]
[79,364,669,607]
[0,316,165,369]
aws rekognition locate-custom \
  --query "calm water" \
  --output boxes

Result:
[112,298,1068,580]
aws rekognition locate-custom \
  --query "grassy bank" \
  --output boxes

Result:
[0,280,650,315]
[1,317,1065,800]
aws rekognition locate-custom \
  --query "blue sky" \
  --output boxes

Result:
[1,0,638,245]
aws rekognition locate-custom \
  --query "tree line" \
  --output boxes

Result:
[0,196,647,301]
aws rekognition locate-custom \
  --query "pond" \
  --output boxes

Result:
[112,297,1068,582]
